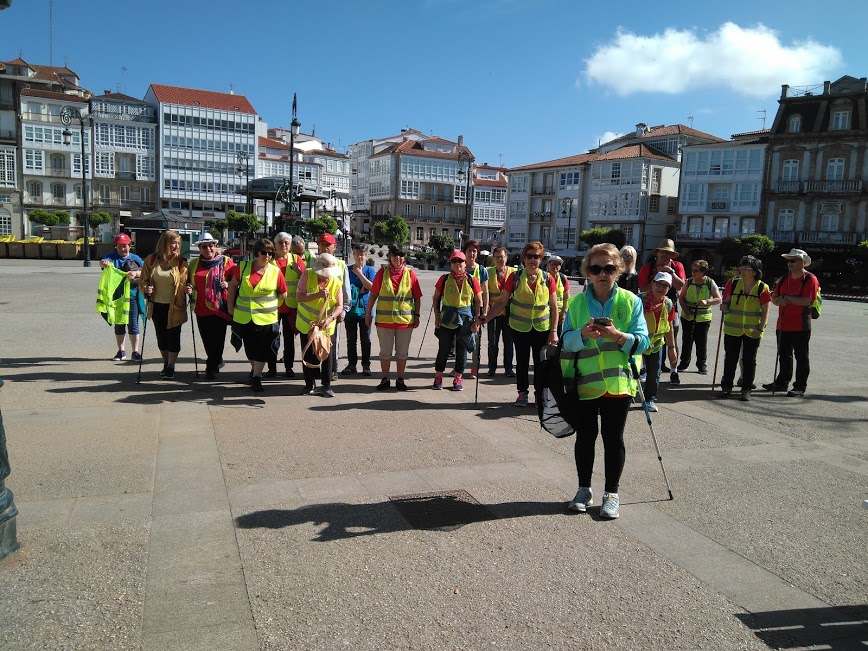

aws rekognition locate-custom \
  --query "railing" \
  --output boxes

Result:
[139,202,156,211]
[24,195,44,205]
[47,168,74,179]
[803,180,862,193]
[48,197,68,206]
[529,211,553,222]
[799,231,863,244]
[531,187,555,196]
[115,171,137,180]
[772,181,801,193]
[771,230,797,243]
[679,232,729,242]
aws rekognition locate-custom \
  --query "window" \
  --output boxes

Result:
[0,148,15,187]
[778,209,794,230]
[99,185,110,203]
[733,183,760,209]
[714,218,729,237]
[830,111,850,130]
[713,187,729,201]
[511,176,528,193]
[416,226,424,241]
[740,218,756,235]
[403,203,411,218]
[649,196,660,212]
[417,204,423,218]
[0,208,11,235]
[27,180,43,200]
[51,183,65,201]
[788,115,801,133]
[782,159,799,181]
[820,213,838,231]
[141,188,151,204]
[668,197,676,214]
[24,149,44,173]
[430,205,436,219]
[559,171,579,188]
[688,217,702,234]
[826,158,845,181]
[119,186,131,206]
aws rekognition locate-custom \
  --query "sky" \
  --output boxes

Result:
[3,0,867,169]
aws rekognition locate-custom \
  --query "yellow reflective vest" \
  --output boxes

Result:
[439,275,475,328]
[233,261,281,326]
[375,267,414,326]
[508,270,551,332]
[723,278,768,337]
[486,266,516,317]
[560,288,638,399]
[642,295,672,354]
[296,269,340,336]
[682,277,713,322]
[281,254,304,308]
[96,265,130,325]
[553,272,567,315]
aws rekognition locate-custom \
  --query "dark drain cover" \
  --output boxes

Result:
[389,490,497,531]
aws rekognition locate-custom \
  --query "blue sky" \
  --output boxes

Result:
[4,0,867,168]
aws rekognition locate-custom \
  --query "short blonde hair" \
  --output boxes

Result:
[581,243,624,276]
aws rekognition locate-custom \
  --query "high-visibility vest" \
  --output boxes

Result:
[96,265,130,325]
[723,278,767,337]
[440,275,475,328]
[486,266,516,317]
[375,267,414,326]
[508,270,551,332]
[296,270,340,336]
[642,295,672,354]
[560,288,638,399]
[281,253,303,308]
[682,277,713,322]
[554,272,567,314]
[233,261,281,325]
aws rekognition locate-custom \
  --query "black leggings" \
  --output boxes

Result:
[151,302,181,353]
[302,332,333,389]
[574,396,631,494]
[196,314,228,373]
[510,327,549,395]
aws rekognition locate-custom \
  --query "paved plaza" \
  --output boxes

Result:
[0,258,866,651]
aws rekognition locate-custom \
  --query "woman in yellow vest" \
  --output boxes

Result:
[432,250,483,391]
[560,243,649,520]
[227,238,287,393]
[546,254,570,337]
[296,253,344,397]
[677,259,721,374]
[272,232,306,378]
[719,256,770,401]
[481,241,559,407]
[485,246,516,377]
[141,230,188,379]
[460,239,489,379]
[641,272,680,412]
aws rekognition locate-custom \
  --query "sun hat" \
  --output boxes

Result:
[782,248,811,266]
[113,233,131,245]
[653,271,673,286]
[313,253,342,278]
[318,233,336,246]
[654,239,679,256]
[449,250,466,262]
[194,232,219,246]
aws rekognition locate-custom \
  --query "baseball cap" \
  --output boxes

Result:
[449,251,466,262]
[318,233,336,245]
[113,233,131,245]
[653,271,673,286]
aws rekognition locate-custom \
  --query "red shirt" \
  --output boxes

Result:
[192,257,236,317]
[370,266,423,329]
[638,259,686,288]
[772,272,818,332]
[642,293,677,326]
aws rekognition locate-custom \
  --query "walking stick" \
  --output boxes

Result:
[710,317,724,391]
[630,360,674,500]
[474,311,483,405]
[189,298,199,378]
[136,299,148,384]
[416,303,434,359]
[771,331,780,396]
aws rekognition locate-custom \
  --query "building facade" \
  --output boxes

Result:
[144,84,257,222]
[763,76,867,269]
[470,164,507,246]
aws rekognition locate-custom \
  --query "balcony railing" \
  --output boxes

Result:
[803,180,863,193]
[47,167,74,179]
[140,202,156,211]
[772,181,801,193]
[679,232,729,242]
[0,129,15,140]
[771,230,797,243]
[24,195,44,205]
[531,186,555,196]
[116,171,137,180]
[799,231,863,244]
[529,211,553,222]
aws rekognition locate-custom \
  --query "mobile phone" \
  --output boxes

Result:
[593,317,612,326]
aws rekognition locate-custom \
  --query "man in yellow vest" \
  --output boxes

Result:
[485,246,516,377]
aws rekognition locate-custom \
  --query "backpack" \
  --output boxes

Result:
[775,272,822,319]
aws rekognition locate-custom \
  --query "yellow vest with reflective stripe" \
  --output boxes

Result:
[723,278,767,337]
[282,254,303,308]
[682,277,713,322]
[561,288,638,399]
[486,266,516,317]
[554,272,566,314]
[296,270,340,336]
[643,296,672,354]
[508,270,551,332]
[375,268,414,326]
[233,262,281,325]
[440,275,475,328]
[96,265,130,325]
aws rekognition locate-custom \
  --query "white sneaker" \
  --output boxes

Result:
[647,399,658,412]
[600,492,620,519]
[568,487,593,513]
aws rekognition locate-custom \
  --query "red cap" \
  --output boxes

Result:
[114,233,131,245]
[449,251,466,262]
[318,233,336,245]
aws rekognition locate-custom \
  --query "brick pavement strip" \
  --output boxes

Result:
[0,260,866,650]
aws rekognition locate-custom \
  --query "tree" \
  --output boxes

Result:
[428,233,456,262]
[372,215,409,246]
[28,209,70,227]
[579,228,625,249]
[226,210,263,253]
[718,235,776,267]
[302,214,338,240]
[86,211,112,237]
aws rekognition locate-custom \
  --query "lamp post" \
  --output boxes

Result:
[457,150,474,247]
[61,105,91,267]
[287,116,300,219]
[561,196,574,250]
[236,150,250,215]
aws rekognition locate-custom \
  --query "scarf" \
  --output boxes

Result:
[450,271,468,285]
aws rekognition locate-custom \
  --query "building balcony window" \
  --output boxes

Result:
[771,230,797,243]
[803,180,862,193]
[772,181,801,193]
[47,167,74,179]
[531,187,555,196]
[529,211,553,222]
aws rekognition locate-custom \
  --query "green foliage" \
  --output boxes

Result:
[858,240,868,249]
[87,212,111,228]
[28,209,70,226]
[226,210,262,237]
[718,235,776,264]
[580,228,625,249]
[372,215,409,246]
[428,233,455,256]
[302,215,338,240]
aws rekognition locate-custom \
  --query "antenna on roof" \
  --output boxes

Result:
[117,66,127,94]
[758,109,767,129]
[687,115,694,128]
[499,153,502,167]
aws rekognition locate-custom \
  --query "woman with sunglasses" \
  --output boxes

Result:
[677,259,721,374]
[618,245,639,294]
[719,256,770,401]
[227,238,287,393]
[561,243,648,519]
[141,230,189,379]
[481,241,559,407]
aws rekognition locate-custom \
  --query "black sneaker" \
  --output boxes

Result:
[486,369,497,377]
[676,363,689,372]
[362,367,372,377]
[252,377,264,393]
[341,366,357,376]
[112,350,126,361]
[396,378,408,391]
[505,369,516,378]
[740,390,751,402]
[669,371,681,385]
[376,378,391,390]
[164,365,175,379]
[159,365,169,378]
[762,383,786,392]
[285,368,295,378]
[697,366,708,375]
[205,369,217,381]
[131,352,142,362]
[264,368,278,379]
[787,389,805,397]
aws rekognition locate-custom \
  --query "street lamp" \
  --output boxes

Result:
[561,196,574,250]
[286,116,300,219]
[457,150,474,247]
[236,150,250,215]
[61,105,91,267]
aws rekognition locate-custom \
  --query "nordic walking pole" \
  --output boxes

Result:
[710,316,724,391]
[416,303,434,359]
[136,300,148,384]
[771,331,780,396]
[630,359,674,500]
[188,297,199,378]
[474,310,483,405]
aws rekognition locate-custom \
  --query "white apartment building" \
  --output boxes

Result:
[144,84,257,222]
[677,131,768,263]
[470,164,507,246]
[349,128,428,214]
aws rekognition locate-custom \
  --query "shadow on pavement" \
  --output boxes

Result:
[735,605,868,650]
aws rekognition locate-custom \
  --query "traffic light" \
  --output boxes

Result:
[330,189,337,200]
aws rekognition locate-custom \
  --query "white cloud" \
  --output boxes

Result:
[582,23,843,97]
[594,131,625,149]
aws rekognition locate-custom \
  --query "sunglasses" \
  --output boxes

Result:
[654,280,671,287]
[198,243,216,248]
[786,259,800,264]
[621,254,633,260]
[258,250,274,257]
[588,264,618,276]
[525,254,541,260]
[450,259,465,264]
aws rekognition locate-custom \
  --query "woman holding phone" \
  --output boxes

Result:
[559,243,649,519]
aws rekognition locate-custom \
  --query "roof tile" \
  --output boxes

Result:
[149,84,256,114]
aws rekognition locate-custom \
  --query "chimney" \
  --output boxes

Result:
[823,81,831,95]
[104,90,111,95]
[781,84,789,100]
[635,123,647,137]
[457,135,464,146]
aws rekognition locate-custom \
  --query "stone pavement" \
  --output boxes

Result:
[0,259,865,650]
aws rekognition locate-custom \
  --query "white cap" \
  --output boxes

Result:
[653,271,673,286]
